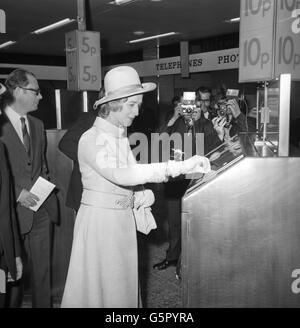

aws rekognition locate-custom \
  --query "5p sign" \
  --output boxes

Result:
[65,30,101,91]
[0,9,6,33]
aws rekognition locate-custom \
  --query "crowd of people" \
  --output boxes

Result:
[153,85,254,279]
[0,65,253,308]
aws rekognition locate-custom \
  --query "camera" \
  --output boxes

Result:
[182,106,194,115]
[216,89,240,122]
[217,100,230,118]
[180,92,196,117]
[216,100,231,128]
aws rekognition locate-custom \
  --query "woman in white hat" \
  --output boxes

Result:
[61,66,210,308]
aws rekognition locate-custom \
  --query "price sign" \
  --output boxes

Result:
[239,0,276,82]
[0,9,6,33]
[65,30,101,91]
[275,0,300,80]
[65,31,78,90]
[239,0,300,82]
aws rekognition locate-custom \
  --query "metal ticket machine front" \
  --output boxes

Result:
[181,137,300,308]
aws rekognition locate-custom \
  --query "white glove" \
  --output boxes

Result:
[134,189,155,209]
[182,155,211,174]
[166,155,211,178]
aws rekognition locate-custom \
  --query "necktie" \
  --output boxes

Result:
[20,117,31,156]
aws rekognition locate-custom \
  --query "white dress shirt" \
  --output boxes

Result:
[4,106,31,201]
[203,111,209,119]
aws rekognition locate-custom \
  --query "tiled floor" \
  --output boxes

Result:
[138,236,182,308]
[22,238,182,308]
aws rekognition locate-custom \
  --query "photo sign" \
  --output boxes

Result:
[65,30,101,91]
[239,0,276,82]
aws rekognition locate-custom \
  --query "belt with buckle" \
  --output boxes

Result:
[81,188,134,210]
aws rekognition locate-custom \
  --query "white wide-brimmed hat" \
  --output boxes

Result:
[93,66,156,109]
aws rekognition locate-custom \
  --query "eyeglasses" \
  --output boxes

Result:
[198,99,210,104]
[18,86,41,96]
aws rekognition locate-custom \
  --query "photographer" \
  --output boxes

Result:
[213,97,256,140]
[165,96,181,127]
[153,93,224,278]
[195,86,215,121]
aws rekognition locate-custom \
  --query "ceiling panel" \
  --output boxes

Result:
[0,0,240,57]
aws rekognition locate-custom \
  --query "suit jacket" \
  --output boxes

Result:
[0,141,21,280]
[200,110,216,121]
[162,115,222,198]
[165,115,222,156]
[230,113,257,137]
[58,111,97,212]
[0,111,58,235]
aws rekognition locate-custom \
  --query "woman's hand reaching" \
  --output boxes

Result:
[166,155,211,178]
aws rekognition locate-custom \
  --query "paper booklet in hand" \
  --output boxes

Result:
[29,176,56,212]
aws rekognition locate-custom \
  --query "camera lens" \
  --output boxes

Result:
[217,102,228,117]
[182,106,193,114]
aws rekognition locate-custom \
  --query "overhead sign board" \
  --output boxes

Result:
[275,0,300,80]
[239,0,300,82]
[0,9,5,33]
[239,0,276,82]
[0,48,239,80]
[104,48,239,77]
[65,30,101,91]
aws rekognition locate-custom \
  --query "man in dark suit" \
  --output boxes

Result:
[0,86,23,307]
[153,100,224,277]
[0,69,58,308]
[58,111,97,212]
[196,86,215,121]
[58,88,104,212]
[0,141,23,307]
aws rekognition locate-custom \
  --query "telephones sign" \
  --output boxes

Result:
[65,30,101,91]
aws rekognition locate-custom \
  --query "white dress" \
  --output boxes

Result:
[61,117,167,308]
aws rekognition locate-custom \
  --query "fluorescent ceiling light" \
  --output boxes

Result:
[31,18,75,35]
[133,30,145,35]
[225,17,240,23]
[0,40,16,49]
[128,32,179,44]
[109,0,137,5]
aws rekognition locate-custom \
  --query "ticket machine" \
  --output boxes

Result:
[182,137,300,307]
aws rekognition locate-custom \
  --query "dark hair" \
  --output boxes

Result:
[211,87,226,102]
[172,96,180,104]
[196,86,211,96]
[98,86,105,100]
[1,68,36,107]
